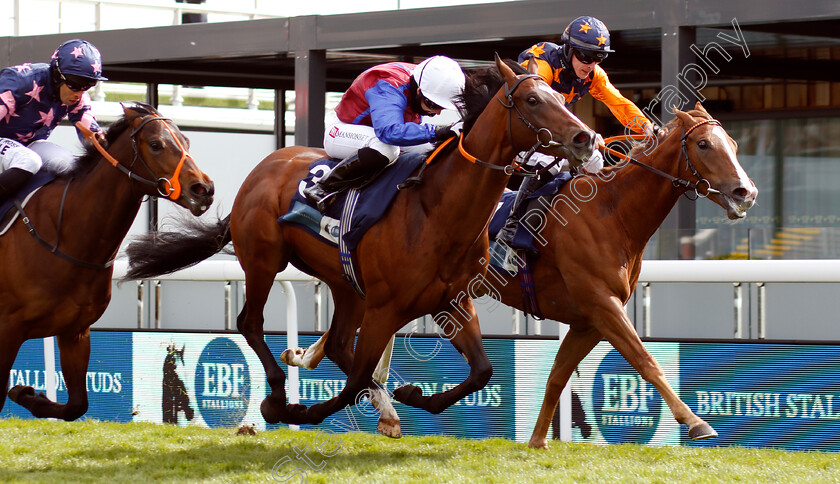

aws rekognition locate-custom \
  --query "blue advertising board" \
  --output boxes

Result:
[2,332,133,422]
[5,330,840,452]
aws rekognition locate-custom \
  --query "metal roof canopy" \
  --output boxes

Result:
[3,0,840,143]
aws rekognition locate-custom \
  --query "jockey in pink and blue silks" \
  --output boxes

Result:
[0,39,107,203]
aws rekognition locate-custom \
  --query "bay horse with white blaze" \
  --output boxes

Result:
[0,103,214,420]
[123,56,595,429]
[282,103,757,446]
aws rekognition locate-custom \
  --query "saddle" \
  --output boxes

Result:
[0,170,55,235]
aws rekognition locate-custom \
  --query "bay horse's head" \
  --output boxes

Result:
[673,103,758,219]
[494,54,595,165]
[118,103,214,215]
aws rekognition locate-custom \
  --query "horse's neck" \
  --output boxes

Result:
[57,140,145,259]
[610,136,685,248]
[421,117,515,237]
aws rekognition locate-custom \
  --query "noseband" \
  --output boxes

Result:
[602,118,723,199]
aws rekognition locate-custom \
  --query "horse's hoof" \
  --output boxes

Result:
[7,385,35,403]
[260,396,285,424]
[286,404,308,424]
[393,385,424,408]
[377,417,402,439]
[528,438,549,450]
[279,349,294,365]
[689,422,718,440]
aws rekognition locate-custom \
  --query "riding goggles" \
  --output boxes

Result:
[421,94,443,111]
[58,68,98,92]
[573,48,608,65]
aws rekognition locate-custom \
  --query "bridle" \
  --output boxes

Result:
[77,113,193,200]
[456,73,569,176]
[14,113,193,270]
[602,118,723,200]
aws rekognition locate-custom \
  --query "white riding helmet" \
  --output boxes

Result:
[412,56,465,111]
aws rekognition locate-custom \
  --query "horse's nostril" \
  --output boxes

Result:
[733,187,749,199]
[573,131,591,147]
[191,183,213,197]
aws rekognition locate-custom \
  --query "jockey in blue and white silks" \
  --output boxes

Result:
[0,39,107,203]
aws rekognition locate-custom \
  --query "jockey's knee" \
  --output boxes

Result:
[28,140,74,174]
[366,140,399,163]
[1,142,43,174]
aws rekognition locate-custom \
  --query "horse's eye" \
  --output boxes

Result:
[697,139,709,150]
[527,95,539,105]
[149,140,163,151]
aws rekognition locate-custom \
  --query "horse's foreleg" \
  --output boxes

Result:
[237,271,297,424]
[528,325,602,449]
[281,331,328,370]
[10,330,91,420]
[0,332,24,414]
[393,300,492,414]
[593,296,717,441]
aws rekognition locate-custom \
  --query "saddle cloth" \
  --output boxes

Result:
[487,171,573,270]
[279,152,426,251]
[0,170,55,235]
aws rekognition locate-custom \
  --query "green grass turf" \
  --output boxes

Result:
[1,418,838,483]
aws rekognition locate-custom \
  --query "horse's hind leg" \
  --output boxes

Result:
[9,329,91,420]
[393,298,493,414]
[281,331,328,370]
[527,324,603,449]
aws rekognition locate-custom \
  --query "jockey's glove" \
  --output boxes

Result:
[435,124,458,142]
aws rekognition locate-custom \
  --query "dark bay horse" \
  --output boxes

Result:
[282,103,757,445]
[0,103,214,420]
[123,56,595,429]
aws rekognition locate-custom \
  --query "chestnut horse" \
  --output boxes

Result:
[0,103,214,420]
[122,57,595,429]
[282,103,757,445]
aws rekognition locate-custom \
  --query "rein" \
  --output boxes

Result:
[17,114,191,270]
[453,73,565,176]
[76,115,192,200]
[601,119,723,199]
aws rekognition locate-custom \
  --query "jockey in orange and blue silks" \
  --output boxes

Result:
[304,56,465,212]
[518,17,655,139]
[496,16,658,270]
[0,39,107,203]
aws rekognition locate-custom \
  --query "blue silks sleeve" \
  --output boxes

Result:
[366,80,436,146]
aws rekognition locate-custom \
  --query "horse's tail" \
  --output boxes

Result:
[123,214,232,280]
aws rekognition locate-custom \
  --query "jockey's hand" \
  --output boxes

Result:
[594,132,605,149]
[450,120,464,136]
[582,149,604,174]
[434,124,457,142]
[94,130,107,146]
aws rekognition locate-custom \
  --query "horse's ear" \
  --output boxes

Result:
[694,101,708,114]
[122,103,144,122]
[526,57,540,75]
[495,52,516,84]
[674,110,694,128]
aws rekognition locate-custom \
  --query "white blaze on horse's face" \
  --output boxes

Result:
[712,126,751,188]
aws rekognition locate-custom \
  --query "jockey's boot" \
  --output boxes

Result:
[0,168,33,204]
[303,147,391,213]
[496,175,545,271]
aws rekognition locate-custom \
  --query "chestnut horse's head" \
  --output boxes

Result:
[120,103,215,215]
[494,55,595,166]
[673,103,757,219]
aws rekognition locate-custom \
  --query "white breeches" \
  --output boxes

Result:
[0,138,74,175]
[322,112,433,161]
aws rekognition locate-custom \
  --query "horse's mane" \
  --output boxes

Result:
[459,59,527,135]
[60,102,159,178]
[627,107,712,160]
